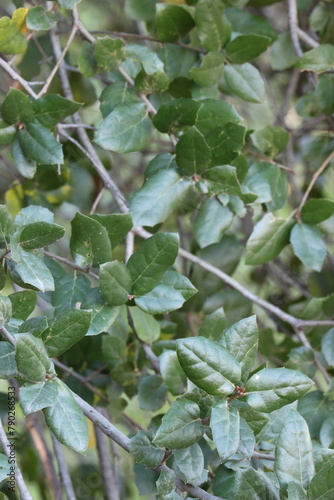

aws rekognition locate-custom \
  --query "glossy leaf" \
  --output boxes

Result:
[130,169,192,227]
[232,401,269,437]
[100,261,132,306]
[198,308,226,341]
[245,213,294,265]
[153,397,204,449]
[161,269,197,300]
[89,213,133,248]
[18,123,64,165]
[15,333,51,382]
[301,199,334,224]
[224,63,265,103]
[19,222,64,250]
[176,336,241,396]
[226,34,271,64]
[43,309,91,357]
[129,430,165,468]
[194,198,233,248]
[245,368,314,413]
[11,136,36,179]
[95,102,151,153]
[127,233,179,295]
[81,288,119,336]
[43,379,88,454]
[135,283,185,314]
[211,401,240,462]
[290,223,327,272]
[19,380,58,415]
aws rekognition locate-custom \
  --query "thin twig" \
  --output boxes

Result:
[287,0,303,57]
[297,149,334,216]
[252,452,275,461]
[1,326,16,346]
[51,434,76,500]
[0,57,38,98]
[124,231,134,263]
[0,418,33,500]
[90,187,105,214]
[95,407,119,500]
[44,250,99,279]
[247,150,295,173]
[296,27,319,48]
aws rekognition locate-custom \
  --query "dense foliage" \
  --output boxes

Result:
[1,0,334,498]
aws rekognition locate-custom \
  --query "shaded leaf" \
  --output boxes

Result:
[129,430,165,468]
[19,380,58,415]
[18,123,63,165]
[290,223,327,272]
[138,375,167,411]
[100,261,132,306]
[224,63,265,103]
[211,401,240,461]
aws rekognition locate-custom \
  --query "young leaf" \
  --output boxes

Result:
[211,401,240,462]
[43,309,91,357]
[126,233,179,295]
[18,123,64,165]
[43,379,88,454]
[245,213,294,265]
[176,336,241,396]
[224,63,265,103]
[99,261,132,306]
[19,380,59,415]
[129,430,165,468]
[153,397,204,449]
[173,443,205,485]
[275,408,315,490]
[290,223,327,272]
[245,368,314,413]
[15,333,51,382]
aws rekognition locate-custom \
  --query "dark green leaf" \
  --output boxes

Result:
[250,126,289,157]
[138,375,167,411]
[51,274,91,311]
[125,0,157,21]
[43,379,88,454]
[190,52,224,87]
[198,308,226,341]
[81,288,119,336]
[9,290,36,320]
[94,37,125,71]
[11,135,36,179]
[95,102,151,153]
[129,430,165,468]
[100,261,132,306]
[245,213,294,265]
[175,126,211,176]
[173,443,205,485]
[123,44,165,77]
[89,213,133,248]
[225,7,277,42]
[32,94,82,128]
[15,333,52,382]
[135,283,186,315]
[18,123,63,165]
[161,269,197,300]
[1,88,33,124]
[43,309,91,357]
[18,316,49,338]
[298,391,334,440]
[26,6,57,31]
[301,199,334,224]
[211,401,240,461]
[153,397,204,449]
[78,41,97,78]
[195,199,233,248]
[19,222,64,250]
[70,212,112,267]
[286,347,316,378]
[203,165,257,204]
[153,98,201,134]
[156,5,195,42]
[0,342,17,379]
[19,380,58,415]
[195,0,231,51]
[130,307,160,343]
[232,401,270,436]
[245,368,314,413]
[226,35,271,64]
[296,45,334,73]
[130,169,192,227]
[290,223,326,272]
[237,417,255,459]
[160,349,187,395]
[321,328,334,367]
[127,233,179,295]
[308,456,334,499]
[315,74,334,115]
[176,336,241,396]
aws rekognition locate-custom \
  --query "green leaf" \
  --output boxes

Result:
[95,102,151,153]
[129,430,165,468]
[237,417,255,459]
[19,380,59,415]
[320,418,334,448]
[195,0,231,51]
[244,161,287,211]
[11,136,36,179]
[57,0,81,8]
[94,37,125,71]
[173,443,205,485]
[130,169,192,227]
[81,288,119,336]
[286,347,316,379]
[176,336,241,396]
[138,375,167,411]
[206,124,246,166]
[161,269,197,301]
[18,316,49,338]
[153,397,204,449]
[156,5,195,42]
[321,328,334,367]
[301,199,334,224]
[78,41,97,78]
[211,401,240,461]
[287,482,308,500]
[32,94,82,128]
[195,100,243,135]
[125,0,157,21]
[9,290,36,320]
[130,307,160,343]
[52,274,91,311]
[100,261,132,306]
[15,333,51,382]
[275,408,314,490]
[195,199,233,248]
[245,368,314,413]
[0,122,16,146]
[219,315,258,382]
[70,212,112,267]
[176,126,211,176]
[224,63,265,103]
[158,44,197,81]
[135,283,185,315]
[89,213,133,248]
[270,33,298,70]
[198,308,226,341]
[225,7,277,41]
[296,45,334,73]
[123,44,165,76]
[290,223,327,272]
[315,74,334,115]
[0,205,14,241]
[190,52,224,87]
[232,401,270,436]
[234,468,280,500]
[298,391,334,440]
[127,233,179,295]
[1,88,33,124]
[99,82,139,118]
[250,126,289,157]
[18,123,64,165]
[43,379,88,454]
[0,295,12,327]
[26,6,57,31]
[0,14,27,55]
[245,213,294,265]
[43,309,91,357]
[153,98,200,134]
[160,349,187,396]
[226,34,271,64]
[0,342,17,379]
[19,222,64,250]
[309,457,334,499]
[203,165,257,204]
[134,69,169,94]
[15,205,54,226]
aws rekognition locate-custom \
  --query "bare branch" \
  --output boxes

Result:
[44,250,99,280]
[0,57,38,98]
[51,434,76,500]
[296,27,319,48]
[287,0,303,57]
[1,326,16,346]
